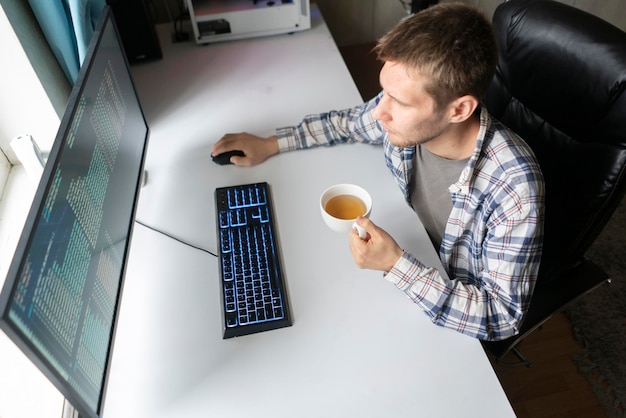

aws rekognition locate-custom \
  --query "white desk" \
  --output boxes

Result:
[103,7,515,418]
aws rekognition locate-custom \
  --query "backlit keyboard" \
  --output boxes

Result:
[215,182,291,338]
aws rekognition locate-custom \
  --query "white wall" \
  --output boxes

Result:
[0,4,59,163]
[0,1,59,297]
[0,5,64,418]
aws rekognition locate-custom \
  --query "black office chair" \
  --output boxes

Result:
[481,0,626,365]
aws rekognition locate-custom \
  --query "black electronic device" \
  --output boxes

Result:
[212,150,245,165]
[215,182,292,338]
[187,0,311,44]
[106,0,162,63]
[0,6,149,418]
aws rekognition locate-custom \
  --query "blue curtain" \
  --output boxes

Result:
[28,0,105,83]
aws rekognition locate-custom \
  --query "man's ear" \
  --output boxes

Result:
[448,95,479,123]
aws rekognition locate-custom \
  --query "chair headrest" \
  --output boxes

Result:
[493,0,626,147]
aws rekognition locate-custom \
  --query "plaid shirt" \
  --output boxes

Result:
[276,93,545,341]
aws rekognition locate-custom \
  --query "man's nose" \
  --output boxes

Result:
[372,97,388,121]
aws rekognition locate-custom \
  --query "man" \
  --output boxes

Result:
[211,3,545,341]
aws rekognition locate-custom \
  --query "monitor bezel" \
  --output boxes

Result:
[0,5,149,418]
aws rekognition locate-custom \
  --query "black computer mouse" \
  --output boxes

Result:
[212,150,245,165]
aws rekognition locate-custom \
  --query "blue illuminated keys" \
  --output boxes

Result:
[214,182,291,338]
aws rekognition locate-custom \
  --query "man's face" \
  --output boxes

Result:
[372,61,450,148]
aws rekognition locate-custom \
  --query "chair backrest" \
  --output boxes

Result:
[485,0,626,279]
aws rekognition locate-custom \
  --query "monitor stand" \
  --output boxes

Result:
[62,400,80,418]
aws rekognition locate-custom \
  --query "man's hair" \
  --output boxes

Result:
[374,2,497,111]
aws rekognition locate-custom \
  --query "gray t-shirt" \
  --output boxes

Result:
[410,145,468,250]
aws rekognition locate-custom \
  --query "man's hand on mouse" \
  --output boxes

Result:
[212,133,279,166]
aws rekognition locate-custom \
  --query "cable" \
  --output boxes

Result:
[167,0,189,43]
[134,219,218,257]
[172,7,190,42]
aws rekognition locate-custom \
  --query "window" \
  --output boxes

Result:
[0,149,9,197]
[0,4,65,418]
[0,3,60,276]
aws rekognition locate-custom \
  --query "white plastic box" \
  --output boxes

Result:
[186,0,311,44]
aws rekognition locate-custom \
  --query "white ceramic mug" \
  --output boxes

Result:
[320,184,372,239]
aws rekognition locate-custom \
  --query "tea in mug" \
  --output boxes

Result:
[324,194,367,220]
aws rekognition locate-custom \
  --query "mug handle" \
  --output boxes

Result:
[352,222,367,240]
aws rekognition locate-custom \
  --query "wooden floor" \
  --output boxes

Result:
[488,313,606,417]
[338,43,607,418]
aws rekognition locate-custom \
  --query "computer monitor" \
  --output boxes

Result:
[0,6,148,418]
